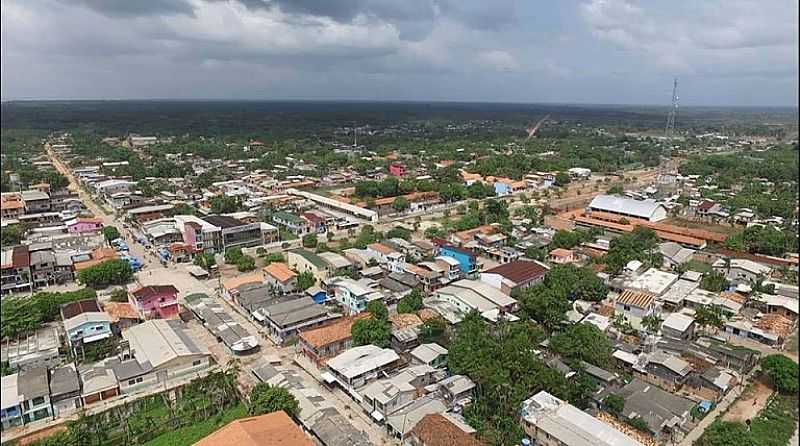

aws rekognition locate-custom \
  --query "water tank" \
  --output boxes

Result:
[521,439,532,446]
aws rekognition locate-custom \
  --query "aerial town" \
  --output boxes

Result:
[0,101,797,446]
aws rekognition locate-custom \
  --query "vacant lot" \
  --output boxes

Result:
[724,379,774,423]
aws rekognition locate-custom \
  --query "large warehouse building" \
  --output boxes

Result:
[588,195,668,222]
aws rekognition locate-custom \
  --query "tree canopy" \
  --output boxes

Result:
[725,225,797,257]
[248,383,299,418]
[295,271,315,290]
[1,288,97,338]
[102,226,121,243]
[760,354,798,394]
[78,259,133,288]
[602,227,662,274]
[549,323,613,367]
[397,289,424,314]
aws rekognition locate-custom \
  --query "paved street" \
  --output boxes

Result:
[46,146,394,445]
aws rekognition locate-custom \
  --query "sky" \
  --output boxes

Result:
[1,0,798,106]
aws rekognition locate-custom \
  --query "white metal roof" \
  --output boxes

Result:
[589,195,666,220]
[327,345,398,379]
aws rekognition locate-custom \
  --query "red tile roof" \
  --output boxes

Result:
[411,414,484,446]
[131,285,178,300]
[193,411,313,446]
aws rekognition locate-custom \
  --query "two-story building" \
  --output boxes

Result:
[262,262,298,294]
[272,211,311,236]
[60,299,113,348]
[367,243,406,274]
[128,285,179,319]
[434,243,479,278]
[615,289,657,331]
[1,367,53,430]
[287,249,329,283]
[297,315,368,367]
[1,246,32,294]
[325,345,401,393]
[329,277,386,315]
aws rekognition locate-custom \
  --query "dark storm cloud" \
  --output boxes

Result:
[63,0,196,17]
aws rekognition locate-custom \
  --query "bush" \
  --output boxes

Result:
[604,394,624,415]
[224,247,243,264]
[102,226,121,243]
[627,416,650,433]
[351,318,391,348]
[1,288,97,338]
[397,289,424,314]
[236,255,256,272]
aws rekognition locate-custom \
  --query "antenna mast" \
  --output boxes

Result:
[664,77,679,138]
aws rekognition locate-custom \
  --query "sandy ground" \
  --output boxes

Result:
[723,379,774,423]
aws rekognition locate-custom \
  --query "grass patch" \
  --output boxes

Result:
[143,403,248,446]
[749,394,798,446]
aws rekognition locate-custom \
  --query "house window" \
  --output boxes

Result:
[624,305,631,311]
[31,396,45,406]
[136,377,143,383]
[192,360,202,366]
[128,379,136,385]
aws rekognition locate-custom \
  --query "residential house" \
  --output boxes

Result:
[29,248,56,288]
[1,193,25,220]
[685,367,738,402]
[298,315,368,366]
[520,391,644,446]
[1,246,32,294]
[389,163,406,177]
[437,375,475,409]
[287,249,330,283]
[66,218,104,234]
[49,364,82,417]
[386,396,447,441]
[77,364,120,406]
[325,345,401,392]
[712,258,772,284]
[410,343,448,368]
[367,243,406,273]
[615,289,656,330]
[435,244,479,277]
[108,319,212,394]
[661,312,695,340]
[407,413,484,446]
[21,190,51,213]
[262,262,297,293]
[1,367,53,429]
[319,251,354,276]
[257,296,339,345]
[202,215,278,251]
[272,211,311,235]
[103,302,141,333]
[194,411,314,446]
[659,242,695,270]
[480,260,548,294]
[330,277,386,315]
[128,285,179,319]
[60,299,113,347]
[637,351,692,392]
[754,293,799,320]
[548,248,575,265]
[427,279,518,324]
[221,273,263,301]
[616,379,693,441]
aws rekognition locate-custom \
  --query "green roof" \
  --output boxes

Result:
[273,211,303,224]
[291,249,327,269]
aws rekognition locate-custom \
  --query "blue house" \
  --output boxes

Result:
[437,244,480,277]
[60,299,113,347]
[494,182,512,197]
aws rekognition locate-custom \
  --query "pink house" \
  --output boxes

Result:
[129,285,180,319]
[67,218,104,234]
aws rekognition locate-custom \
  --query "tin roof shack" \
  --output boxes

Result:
[49,364,81,417]
[616,379,694,442]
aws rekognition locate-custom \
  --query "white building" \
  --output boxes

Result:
[588,195,668,222]
[520,391,644,446]
[325,345,400,391]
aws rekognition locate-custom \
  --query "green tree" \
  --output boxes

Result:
[78,259,133,288]
[641,313,663,335]
[397,289,424,314]
[419,317,448,344]
[296,271,315,290]
[483,199,509,223]
[694,304,726,332]
[386,226,412,241]
[351,318,391,348]
[210,195,241,214]
[627,416,650,433]
[261,252,285,264]
[392,196,409,212]
[603,227,662,274]
[302,233,318,248]
[701,271,729,292]
[604,393,625,416]
[102,226,121,244]
[550,323,613,367]
[248,383,299,418]
[543,264,608,302]
[760,354,799,394]
[366,300,389,321]
[236,255,256,272]
[606,184,624,195]
[224,247,244,264]
[519,285,570,332]
[1,225,24,246]
[554,171,571,187]
[194,252,216,270]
